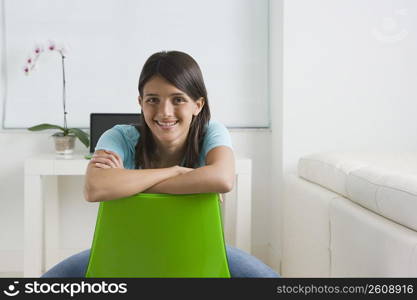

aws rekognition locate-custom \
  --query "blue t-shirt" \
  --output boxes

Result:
[95,120,233,169]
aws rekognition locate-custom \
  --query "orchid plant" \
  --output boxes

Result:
[25,41,89,148]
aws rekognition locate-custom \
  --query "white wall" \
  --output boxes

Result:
[282,0,417,173]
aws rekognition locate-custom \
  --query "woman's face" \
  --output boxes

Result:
[139,75,204,147]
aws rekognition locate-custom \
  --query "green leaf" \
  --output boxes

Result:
[28,123,65,132]
[68,128,90,148]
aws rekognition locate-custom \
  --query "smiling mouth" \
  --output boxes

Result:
[154,120,179,129]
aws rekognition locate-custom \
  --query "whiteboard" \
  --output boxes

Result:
[2,0,269,128]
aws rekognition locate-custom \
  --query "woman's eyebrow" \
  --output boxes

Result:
[144,92,185,96]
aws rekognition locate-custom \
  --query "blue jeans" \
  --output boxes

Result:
[42,245,279,278]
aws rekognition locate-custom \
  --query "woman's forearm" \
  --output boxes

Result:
[144,165,233,194]
[84,166,180,202]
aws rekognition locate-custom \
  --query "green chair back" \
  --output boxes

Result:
[85,193,230,277]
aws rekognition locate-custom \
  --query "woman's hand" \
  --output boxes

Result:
[91,150,124,169]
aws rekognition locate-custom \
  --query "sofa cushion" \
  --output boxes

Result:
[298,152,417,231]
[298,152,369,197]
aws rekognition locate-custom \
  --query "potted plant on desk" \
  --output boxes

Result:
[24,42,89,154]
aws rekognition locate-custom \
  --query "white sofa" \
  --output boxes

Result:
[282,152,417,277]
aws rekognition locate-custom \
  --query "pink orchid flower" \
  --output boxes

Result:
[24,40,70,136]
[34,46,43,55]
[24,42,66,75]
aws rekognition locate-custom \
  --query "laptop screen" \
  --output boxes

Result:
[90,113,141,153]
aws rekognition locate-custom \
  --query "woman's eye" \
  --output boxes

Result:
[146,98,158,103]
[174,97,185,104]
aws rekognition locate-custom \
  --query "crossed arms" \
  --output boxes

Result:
[83,146,235,202]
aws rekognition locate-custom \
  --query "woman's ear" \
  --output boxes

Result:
[193,97,205,116]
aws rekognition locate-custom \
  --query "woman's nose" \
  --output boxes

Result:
[158,100,174,116]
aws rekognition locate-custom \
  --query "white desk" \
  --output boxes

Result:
[24,154,252,277]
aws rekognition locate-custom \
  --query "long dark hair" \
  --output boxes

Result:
[135,51,211,169]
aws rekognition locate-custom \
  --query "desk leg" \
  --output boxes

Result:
[24,174,43,277]
[235,170,252,254]
[222,178,237,247]
[44,176,60,270]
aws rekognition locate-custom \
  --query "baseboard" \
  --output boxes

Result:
[0,250,23,273]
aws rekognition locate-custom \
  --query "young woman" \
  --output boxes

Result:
[42,51,279,278]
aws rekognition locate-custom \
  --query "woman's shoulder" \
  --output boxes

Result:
[95,124,139,165]
[107,124,140,147]
[199,119,233,166]
[206,119,228,132]
[202,120,232,146]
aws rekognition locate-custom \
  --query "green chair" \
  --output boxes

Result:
[85,193,230,278]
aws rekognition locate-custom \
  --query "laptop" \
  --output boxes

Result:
[87,113,141,158]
